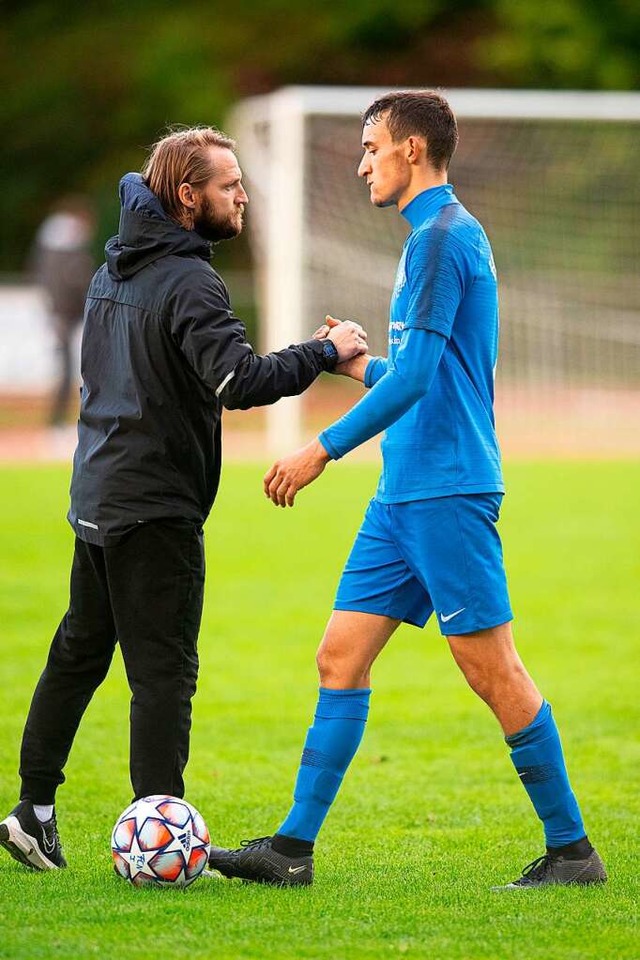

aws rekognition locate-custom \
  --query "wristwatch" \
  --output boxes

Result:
[320,338,339,371]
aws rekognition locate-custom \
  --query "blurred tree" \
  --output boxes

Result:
[0,0,637,272]
[484,0,640,90]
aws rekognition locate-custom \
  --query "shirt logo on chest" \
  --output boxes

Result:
[389,320,404,347]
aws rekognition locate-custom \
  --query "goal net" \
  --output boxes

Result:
[230,88,640,457]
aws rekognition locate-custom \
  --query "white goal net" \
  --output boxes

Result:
[230,87,640,457]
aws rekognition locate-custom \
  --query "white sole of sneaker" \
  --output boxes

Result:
[0,816,59,870]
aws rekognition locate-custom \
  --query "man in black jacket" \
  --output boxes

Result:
[0,126,367,871]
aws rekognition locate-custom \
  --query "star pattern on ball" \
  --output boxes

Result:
[131,797,170,834]
[126,827,158,882]
[159,815,202,859]
[113,795,211,887]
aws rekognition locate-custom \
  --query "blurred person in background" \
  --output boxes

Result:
[31,196,96,428]
[0,126,367,872]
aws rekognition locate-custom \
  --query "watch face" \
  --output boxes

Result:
[323,340,338,359]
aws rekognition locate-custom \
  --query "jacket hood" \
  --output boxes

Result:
[105,173,211,280]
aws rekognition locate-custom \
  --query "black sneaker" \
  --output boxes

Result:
[0,800,67,870]
[494,849,607,890]
[208,836,313,886]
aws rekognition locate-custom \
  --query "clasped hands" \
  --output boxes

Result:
[263,316,370,508]
[313,315,368,366]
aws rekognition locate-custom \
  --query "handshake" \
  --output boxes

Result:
[312,315,370,378]
[262,314,372,508]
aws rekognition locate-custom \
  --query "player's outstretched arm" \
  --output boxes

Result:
[335,353,372,382]
[320,327,446,460]
[263,438,330,508]
[263,328,445,508]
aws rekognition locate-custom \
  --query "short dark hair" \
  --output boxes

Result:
[362,91,459,171]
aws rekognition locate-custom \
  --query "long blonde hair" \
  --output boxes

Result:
[142,126,236,223]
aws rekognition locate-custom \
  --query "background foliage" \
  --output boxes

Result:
[1,0,639,272]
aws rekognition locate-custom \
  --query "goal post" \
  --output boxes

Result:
[232,89,307,452]
[229,87,640,456]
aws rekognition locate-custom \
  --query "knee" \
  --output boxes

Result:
[460,658,529,708]
[315,642,367,688]
[461,664,494,704]
[315,645,339,686]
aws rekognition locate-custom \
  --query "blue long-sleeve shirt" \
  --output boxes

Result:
[319,184,504,502]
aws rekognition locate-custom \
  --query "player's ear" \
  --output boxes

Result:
[178,182,197,210]
[405,135,426,165]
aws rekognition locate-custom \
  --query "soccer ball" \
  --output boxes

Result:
[111,794,211,888]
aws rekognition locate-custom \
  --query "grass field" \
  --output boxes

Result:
[0,460,638,960]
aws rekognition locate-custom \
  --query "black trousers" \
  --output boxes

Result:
[19,520,205,804]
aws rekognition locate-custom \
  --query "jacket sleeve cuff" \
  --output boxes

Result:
[303,338,332,371]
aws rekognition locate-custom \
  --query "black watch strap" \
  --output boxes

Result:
[320,337,339,371]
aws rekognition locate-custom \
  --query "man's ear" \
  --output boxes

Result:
[178,182,197,209]
[405,135,427,165]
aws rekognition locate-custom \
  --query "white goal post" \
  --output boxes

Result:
[229,87,640,455]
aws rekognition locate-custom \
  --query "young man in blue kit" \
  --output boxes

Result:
[208,91,607,889]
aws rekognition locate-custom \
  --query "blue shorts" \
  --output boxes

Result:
[334,494,513,636]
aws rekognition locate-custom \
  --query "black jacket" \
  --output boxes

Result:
[69,173,329,544]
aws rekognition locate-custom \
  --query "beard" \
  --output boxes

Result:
[193,194,243,242]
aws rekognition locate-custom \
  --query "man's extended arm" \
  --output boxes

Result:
[221,320,366,410]
[171,271,367,408]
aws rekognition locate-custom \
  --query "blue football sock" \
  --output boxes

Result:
[277,687,371,843]
[506,699,586,847]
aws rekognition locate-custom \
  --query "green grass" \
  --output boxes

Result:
[0,460,638,960]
